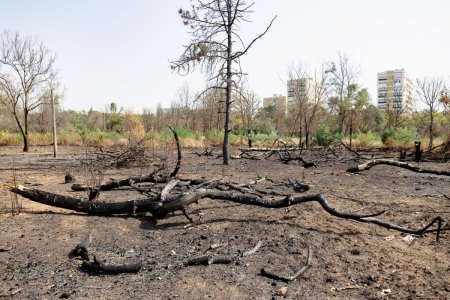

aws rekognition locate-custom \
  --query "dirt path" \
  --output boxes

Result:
[0,146,449,299]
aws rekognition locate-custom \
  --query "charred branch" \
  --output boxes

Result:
[82,255,143,274]
[7,184,447,240]
[347,159,450,176]
[261,245,312,282]
[185,255,233,266]
[69,234,92,261]
[72,127,182,192]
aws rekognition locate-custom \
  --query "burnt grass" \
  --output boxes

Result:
[0,145,449,299]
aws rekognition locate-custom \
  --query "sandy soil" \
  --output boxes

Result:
[0,145,449,299]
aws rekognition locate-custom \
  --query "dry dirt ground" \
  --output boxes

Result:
[0,145,449,300]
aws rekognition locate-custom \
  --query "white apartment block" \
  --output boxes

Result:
[377,69,413,113]
[287,78,324,107]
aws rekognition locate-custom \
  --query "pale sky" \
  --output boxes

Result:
[1,0,449,112]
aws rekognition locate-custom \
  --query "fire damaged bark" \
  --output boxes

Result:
[347,159,450,176]
[71,126,183,192]
[82,256,143,274]
[6,183,447,240]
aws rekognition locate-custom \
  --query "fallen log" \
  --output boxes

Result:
[347,159,450,176]
[185,255,233,266]
[6,184,447,240]
[82,255,143,274]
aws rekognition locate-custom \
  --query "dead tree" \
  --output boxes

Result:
[171,0,276,165]
[7,181,446,241]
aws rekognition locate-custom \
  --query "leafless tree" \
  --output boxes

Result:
[0,31,57,152]
[414,76,445,150]
[175,83,198,130]
[235,81,259,144]
[286,63,329,147]
[326,52,360,133]
[199,86,225,133]
[171,0,276,164]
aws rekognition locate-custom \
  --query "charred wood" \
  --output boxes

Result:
[347,159,450,176]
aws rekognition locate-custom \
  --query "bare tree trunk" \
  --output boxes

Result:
[23,108,29,152]
[429,114,434,151]
[51,88,58,158]
[223,5,233,165]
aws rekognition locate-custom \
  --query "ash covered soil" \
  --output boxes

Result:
[0,146,449,300]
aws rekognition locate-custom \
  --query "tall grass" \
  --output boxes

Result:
[0,127,442,150]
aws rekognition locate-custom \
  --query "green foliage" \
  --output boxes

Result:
[204,128,221,140]
[254,131,278,142]
[382,127,419,145]
[354,131,381,144]
[381,130,395,144]
[315,125,342,146]
[395,127,419,143]
[355,88,370,109]
[174,128,200,140]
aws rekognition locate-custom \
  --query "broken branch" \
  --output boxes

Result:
[347,159,450,176]
[261,245,312,282]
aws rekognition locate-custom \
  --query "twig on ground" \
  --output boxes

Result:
[243,240,262,257]
[261,245,312,282]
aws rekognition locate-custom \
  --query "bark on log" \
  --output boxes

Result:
[82,256,143,274]
[347,159,450,176]
[71,126,182,192]
[6,184,446,239]
[185,256,233,266]
[69,234,92,260]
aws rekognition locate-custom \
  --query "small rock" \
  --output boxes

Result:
[385,235,395,241]
[275,287,288,296]
[402,235,415,243]
[381,288,391,295]
[200,235,208,240]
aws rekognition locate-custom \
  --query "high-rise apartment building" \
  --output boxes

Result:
[287,78,324,107]
[377,69,413,113]
[262,94,287,114]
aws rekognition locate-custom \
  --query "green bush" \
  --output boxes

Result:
[315,125,342,146]
[395,127,419,143]
[381,130,395,144]
[354,131,381,145]
[254,131,278,142]
[382,127,418,145]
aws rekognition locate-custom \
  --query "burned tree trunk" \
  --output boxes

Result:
[347,159,450,176]
[6,183,446,240]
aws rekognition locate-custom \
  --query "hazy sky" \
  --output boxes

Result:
[1,0,449,112]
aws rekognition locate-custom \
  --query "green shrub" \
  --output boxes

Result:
[382,127,418,146]
[381,130,395,144]
[254,131,278,142]
[315,125,342,146]
[354,131,381,146]
[395,127,419,143]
